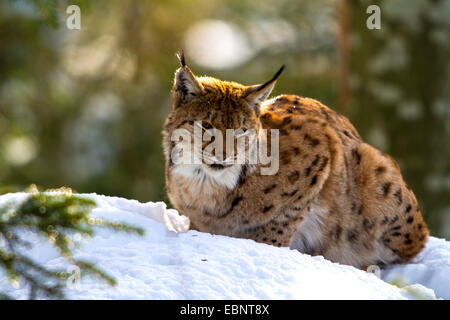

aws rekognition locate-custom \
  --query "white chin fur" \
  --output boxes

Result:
[172,163,241,191]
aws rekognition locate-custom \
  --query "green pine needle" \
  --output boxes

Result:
[0,186,145,299]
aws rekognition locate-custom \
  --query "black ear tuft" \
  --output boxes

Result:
[257,65,285,91]
[243,65,285,113]
[173,59,203,107]
[176,49,186,67]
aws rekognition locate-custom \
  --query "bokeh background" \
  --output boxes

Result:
[0,0,449,237]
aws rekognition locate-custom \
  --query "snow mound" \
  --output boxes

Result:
[0,193,448,300]
[382,236,450,299]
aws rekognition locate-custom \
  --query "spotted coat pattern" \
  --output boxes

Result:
[162,62,429,269]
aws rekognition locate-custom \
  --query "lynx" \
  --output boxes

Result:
[162,52,429,269]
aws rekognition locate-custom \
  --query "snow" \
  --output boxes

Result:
[382,236,450,299]
[0,192,448,300]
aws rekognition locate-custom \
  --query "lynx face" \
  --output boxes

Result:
[163,52,283,189]
[162,52,429,269]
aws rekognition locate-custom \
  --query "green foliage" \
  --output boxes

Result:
[30,0,59,28]
[0,187,144,299]
[8,0,91,28]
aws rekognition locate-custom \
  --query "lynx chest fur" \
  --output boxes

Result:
[162,52,429,269]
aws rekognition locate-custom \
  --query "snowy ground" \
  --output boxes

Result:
[0,193,449,300]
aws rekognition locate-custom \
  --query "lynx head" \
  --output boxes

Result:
[163,50,283,189]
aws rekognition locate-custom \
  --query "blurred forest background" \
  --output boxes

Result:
[0,0,449,238]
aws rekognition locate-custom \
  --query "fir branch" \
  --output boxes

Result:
[0,187,145,299]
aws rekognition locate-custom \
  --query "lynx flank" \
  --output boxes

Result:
[162,52,429,269]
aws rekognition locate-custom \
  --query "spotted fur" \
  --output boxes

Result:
[162,53,429,269]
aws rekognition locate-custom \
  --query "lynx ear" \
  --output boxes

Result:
[243,65,285,112]
[173,50,204,107]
